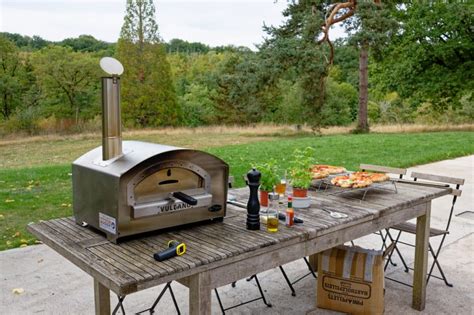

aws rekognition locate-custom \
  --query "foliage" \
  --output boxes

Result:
[322,78,358,125]
[0,36,22,120]
[179,83,217,126]
[61,35,114,53]
[254,159,281,192]
[288,147,316,189]
[120,0,160,44]
[166,39,210,54]
[117,0,179,127]
[343,1,398,132]
[261,1,330,129]
[1,1,474,133]
[32,46,101,123]
[0,32,51,51]
[371,2,474,111]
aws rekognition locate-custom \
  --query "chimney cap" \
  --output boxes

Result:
[100,57,124,76]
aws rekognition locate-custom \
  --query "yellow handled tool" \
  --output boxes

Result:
[153,240,186,261]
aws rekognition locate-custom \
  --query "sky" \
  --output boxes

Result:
[0,0,345,49]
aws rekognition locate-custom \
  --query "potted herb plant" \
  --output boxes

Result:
[255,159,280,207]
[289,147,316,198]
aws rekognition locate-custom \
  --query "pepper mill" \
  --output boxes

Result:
[246,168,261,230]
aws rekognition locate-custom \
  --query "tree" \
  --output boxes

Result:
[343,1,396,132]
[371,2,474,112]
[0,36,22,119]
[262,1,330,129]
[116,0,179,127]
[32,46,100,123]
[166,39,210,54]
[311,0,396,132]
[60,35,113,53]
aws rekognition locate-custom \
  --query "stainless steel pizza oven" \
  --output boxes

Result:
[72,58,228,242]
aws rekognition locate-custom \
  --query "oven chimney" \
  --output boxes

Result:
[100,58,124,161]
[101,76,122,160]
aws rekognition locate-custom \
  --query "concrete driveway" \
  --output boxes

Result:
[1,155,473,314]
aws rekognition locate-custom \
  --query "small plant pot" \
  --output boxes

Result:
[293,187,308,198]
[260,190,269,207]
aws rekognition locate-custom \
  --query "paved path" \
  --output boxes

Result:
[1,155,473,314]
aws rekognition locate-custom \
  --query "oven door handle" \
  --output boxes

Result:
[172,191,198,206]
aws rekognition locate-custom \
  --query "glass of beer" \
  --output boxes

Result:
[276,173,287,196]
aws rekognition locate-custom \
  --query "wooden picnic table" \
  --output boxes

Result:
[27,181,451,314]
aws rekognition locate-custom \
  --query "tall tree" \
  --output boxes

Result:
[315,0,396,132]
[262,1,329,129]
[0,36,22,119]
[343,1,396,132]
[116,0,179,127]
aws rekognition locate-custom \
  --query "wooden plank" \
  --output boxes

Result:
[88,246,147,282]
[102,243,158,278]
[27,222,136,295]
[360,164,407,175]
[188,272,212,315]
[411,172,465,185]
[128,240,187,276]
[412,203,431,311]
[94,279,110,315]
[119,242,170,277]
[207,202,429,289]
[162,232,220,264]
[55,218,96,241]
[138,238,192,272]
[141,235,200,270]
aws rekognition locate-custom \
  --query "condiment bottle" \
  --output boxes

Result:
[267,193,279,233]
[286,195,294,227]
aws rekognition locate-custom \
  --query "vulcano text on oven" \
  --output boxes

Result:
[160,202,193,213]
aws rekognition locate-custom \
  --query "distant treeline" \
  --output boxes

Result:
[0,32,248,54]
[0,1,472,135]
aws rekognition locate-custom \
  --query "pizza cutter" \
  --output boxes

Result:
[321,208,348,219]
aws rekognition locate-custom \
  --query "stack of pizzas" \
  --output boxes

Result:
[330,171,390,189]
[312,164,347,179]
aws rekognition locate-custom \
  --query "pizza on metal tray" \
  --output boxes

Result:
[312,164,347,179]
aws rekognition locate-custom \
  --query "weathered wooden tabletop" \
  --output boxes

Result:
[27,181,451,313]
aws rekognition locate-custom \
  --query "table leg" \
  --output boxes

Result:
[308,253,318,272]
[412,202,431,311]
[188,272,212,315]
[94,279,110,315]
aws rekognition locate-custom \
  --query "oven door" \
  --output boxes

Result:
[127,160,212,218]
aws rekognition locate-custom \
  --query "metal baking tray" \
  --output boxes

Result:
[311,173,398,200]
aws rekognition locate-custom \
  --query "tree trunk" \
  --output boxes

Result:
[357,43,369,132]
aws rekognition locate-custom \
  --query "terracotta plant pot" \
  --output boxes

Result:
[293,187,308,198]
[260,190,269,207]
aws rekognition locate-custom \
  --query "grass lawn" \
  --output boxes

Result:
[1,131,473,250]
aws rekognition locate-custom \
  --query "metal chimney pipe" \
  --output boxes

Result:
[101,76,122,160]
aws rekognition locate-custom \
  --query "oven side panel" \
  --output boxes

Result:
[72,163,120,237]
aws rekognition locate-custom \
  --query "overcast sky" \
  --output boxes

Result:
[1,0,345,49]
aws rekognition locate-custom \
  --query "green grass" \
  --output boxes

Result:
[1,131,473,250]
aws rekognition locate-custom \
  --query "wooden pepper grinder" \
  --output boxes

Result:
[246,168,261,230]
